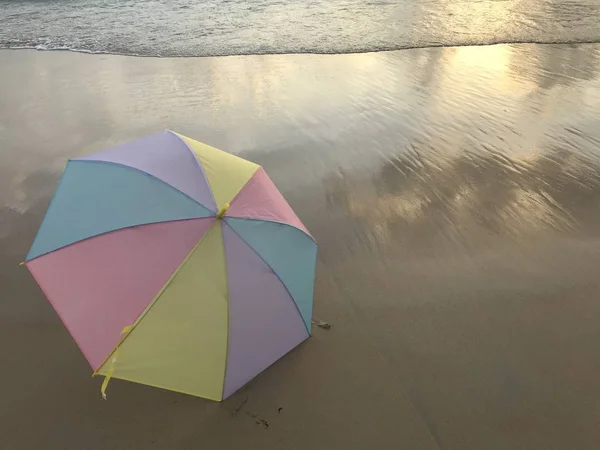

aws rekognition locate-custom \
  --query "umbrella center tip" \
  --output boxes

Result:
[216,203,230,219]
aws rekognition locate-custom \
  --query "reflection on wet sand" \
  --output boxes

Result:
[1,43,600,449]
[322,143,600,259]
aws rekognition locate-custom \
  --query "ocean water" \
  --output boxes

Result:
[1,0,600,57]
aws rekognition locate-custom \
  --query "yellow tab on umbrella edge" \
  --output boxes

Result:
[98,324,133,400]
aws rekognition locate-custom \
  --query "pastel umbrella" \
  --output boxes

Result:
[23,131,317,401]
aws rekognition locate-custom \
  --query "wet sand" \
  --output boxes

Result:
[2,44,600,449]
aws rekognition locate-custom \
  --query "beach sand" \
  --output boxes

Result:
[2,44,600,449]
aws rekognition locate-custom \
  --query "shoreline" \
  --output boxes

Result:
[2,39,600,59]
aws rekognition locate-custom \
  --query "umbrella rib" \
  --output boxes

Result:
[222,220,312,337]
[221,166,314,242]
[25,160,72,262]
[25,217,210,263]
[168,130,219,212]
[222,167,260,212]
[73,159,216,213]
[220,222,230,401]
[25,261,97,369]
[92,219,218,376]
[224,216,316,243]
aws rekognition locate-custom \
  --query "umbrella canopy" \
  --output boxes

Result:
[24,131,317,401]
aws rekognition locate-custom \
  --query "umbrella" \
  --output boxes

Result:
[23,131,317,401]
